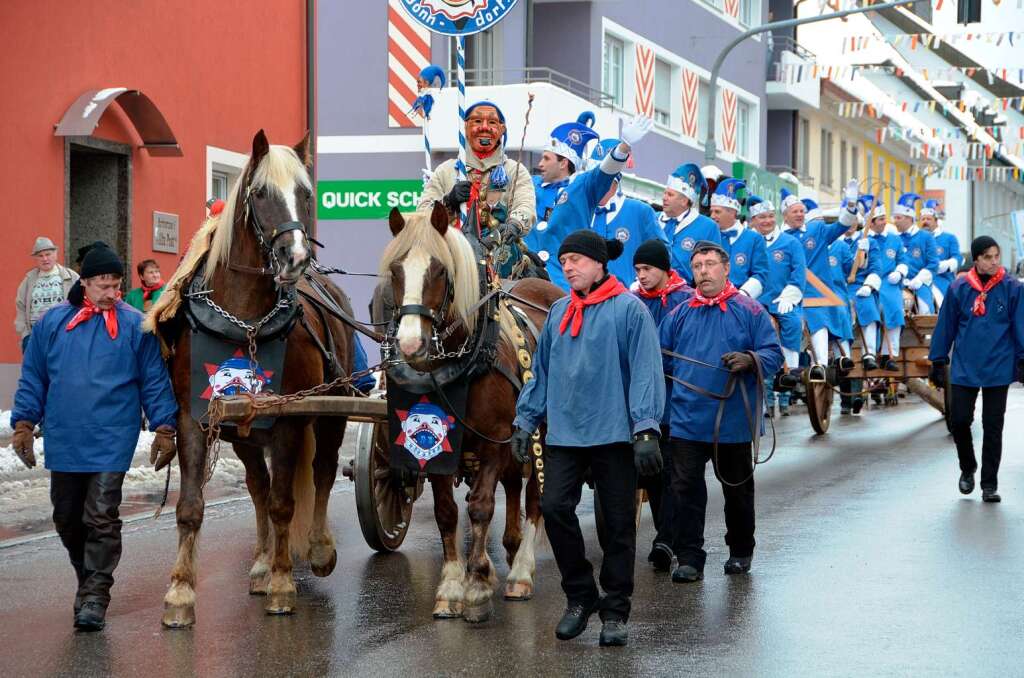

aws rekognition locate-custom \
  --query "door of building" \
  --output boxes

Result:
[65,137,131,282]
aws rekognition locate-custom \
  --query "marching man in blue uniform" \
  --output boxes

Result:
[849,195,885,371]
[781,182,860,378]
[747,195,805,417]
[659,163,721,285]
[920,199,962,308]
[631,238,692,572]
[929,236,1024,503]
[893,192,939,314]
[709,179,768,300]
[867,201,910,371]
[829,218,860,413]
[533,115,655,290]
[589,139,669,287]
[511,229,664,648]
[660,241,782,583]
[526,112,596,277]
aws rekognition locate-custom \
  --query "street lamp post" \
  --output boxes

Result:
[704,0,919,163]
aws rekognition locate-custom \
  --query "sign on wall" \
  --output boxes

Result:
[398,0,520,36]
[318,180,423,220]
[152,211,179,253]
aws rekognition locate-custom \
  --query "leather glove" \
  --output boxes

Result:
[886,271,902,285]
[929,360,947,389]
[855,285,873,298]
[510,427,533,465]
[442,181,473,213]
[633,433,663,476]
[501,217,526,240]
[150,425,177,471]
[722,351,755,373]
[620,115,655,147]
[12,420,36,469]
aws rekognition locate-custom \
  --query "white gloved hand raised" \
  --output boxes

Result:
[620,115,655,148]
[844,179,859,207]
[887,270,902,285]
[856,285,873,297]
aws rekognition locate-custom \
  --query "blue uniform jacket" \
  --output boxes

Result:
[514,291,665,446]
[757,231,806,312]
[826,239,855,340]
[523,176,569,257]
[661,210,721,285]
[591,194,669,286]
[660,294,783,443]
[929,274,1024,387]
[933,230,963,296]
[900,226,939,311]
[541,168,619,290]
[786,219,848,333]
[849,234,884,327]
[721,225,770,293]
[634,286,693,425]
[872,231,908,328]
[13,301,178,472]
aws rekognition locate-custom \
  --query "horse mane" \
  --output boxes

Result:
[205,144,311,284]
[143,214,220,337]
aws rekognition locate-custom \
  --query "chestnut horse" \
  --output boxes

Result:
[378,203,564,622]
[151,130,356,626]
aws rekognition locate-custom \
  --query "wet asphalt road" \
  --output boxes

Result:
[2,394,1023,677]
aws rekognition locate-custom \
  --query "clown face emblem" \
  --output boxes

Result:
[395,398,457,468]
[204,357,272,399]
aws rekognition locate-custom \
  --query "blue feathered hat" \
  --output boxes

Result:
[546,114,599,171]
[920,198,941,217]
[780,187,801,213]
[746,194,775,219]
[857,194,875,215]
[711,178,745,211]
[666,163,705,205]
[894,192,922,218]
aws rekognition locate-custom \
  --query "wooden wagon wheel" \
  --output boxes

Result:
[804,371,834,435]
[353,419,415,552]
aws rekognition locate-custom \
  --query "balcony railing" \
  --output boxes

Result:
[767,36,816,80]
[445,67,617,108]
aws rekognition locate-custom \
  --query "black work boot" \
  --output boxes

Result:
[724,556,753,575]
[671,564,703,583]
[599,619,629,647]
[862,354,878,371]
[959,471,975,495]
[555,601,597,640]
[648,543,673,573]
[74,601,107,632]
[982,488,1001,503]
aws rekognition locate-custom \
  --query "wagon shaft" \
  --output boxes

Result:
[213,395,388,422]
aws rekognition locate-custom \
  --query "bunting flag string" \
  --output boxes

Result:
[774,62,1024,85]
[913,165,1024,182]
[868,125,1024,143]
[833,96,1024,113]
[840,30,1024,55]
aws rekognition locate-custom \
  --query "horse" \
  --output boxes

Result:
[147,130,357,626]
[378,203,564,622]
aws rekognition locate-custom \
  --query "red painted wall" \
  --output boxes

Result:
[0,0,307,366]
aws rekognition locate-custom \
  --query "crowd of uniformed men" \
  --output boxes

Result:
[419,87,1024,647]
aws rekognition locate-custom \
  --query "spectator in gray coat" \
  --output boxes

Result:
[15,237,78,352]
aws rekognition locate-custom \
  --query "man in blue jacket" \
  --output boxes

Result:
[893,192,940,314]
[866,202,909,371]
[920,200,962,308]
[11,245,178,631]
[929,236,1024,503]
[660,241,783,583]
[709,179,769,300]
[511,230,664,647]
[659,163,721,285]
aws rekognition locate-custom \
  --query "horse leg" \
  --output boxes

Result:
[505,464,543,602]
[162,414,207,628]
[308,417,345,577]
[500,469,523,569]
[234,442,272,595]
[430,474,464,619]
[462,446,502,623]
[264,421,312,615]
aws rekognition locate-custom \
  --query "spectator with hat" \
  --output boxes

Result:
[15,237,78,352]
[511,229,664,647]
[10,244,178,631]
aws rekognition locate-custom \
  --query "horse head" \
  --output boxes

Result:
[382,202,478,370]
[233,129,315,286]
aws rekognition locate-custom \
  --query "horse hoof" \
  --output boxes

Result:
[462,599,493,624]
[432,600,463,619]
[249,577,269,595]
[309,549,337,578]
[265,593,296,615]
[162,604,196,629]
[503,581,533,601]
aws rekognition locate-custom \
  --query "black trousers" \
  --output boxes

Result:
[638,425,675,555]
[50,471,126,609]
[670,438,755,570]
[542,443,637,622]
[949,384,1009,491]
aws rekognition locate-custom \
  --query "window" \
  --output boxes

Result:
[866,151,873,186]
[797,117,810,177]
[654,58,673,127]
[888,164,895,209]
[452,30,500,85]
[603,34,625,107]
[739,0,757,26]
[206,145,247,207]
[819,129,833,188]
[879,158,885,203]
[736,99,752,159]
[899,172,906,198]
[840,140,848,188]
[852,147,859,183]
[697,80,711,145]
[212,170,231,201]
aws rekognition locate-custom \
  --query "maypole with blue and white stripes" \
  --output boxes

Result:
[455,35,469,223]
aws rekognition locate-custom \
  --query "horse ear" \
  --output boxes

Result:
[293,131,311,166]
[252,129,270,163]
[388,207,405,236]
[430,201,449,236]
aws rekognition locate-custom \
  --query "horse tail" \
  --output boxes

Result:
[289,425,316,560]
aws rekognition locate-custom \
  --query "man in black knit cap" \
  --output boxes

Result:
[930,235,1024,503]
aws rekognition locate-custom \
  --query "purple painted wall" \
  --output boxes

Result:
[533,2,592,85]
[767,110,795,169]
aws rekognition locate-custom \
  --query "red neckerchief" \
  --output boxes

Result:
[559,276,627,337]
[636,270,690,306]
[141,279,165,301]
[688,280,739,312]
[965,266,1006,316]
[66,295,121,339]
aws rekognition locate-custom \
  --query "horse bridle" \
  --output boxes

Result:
[237,183,317,278]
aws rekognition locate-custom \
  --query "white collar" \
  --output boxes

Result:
[784,220,805,233]
[722,222,745,240]
[906,224,920,237]
[932,225,943,236]
[541,176,570,189]
[596,192,626,225]
[763,226,781,245]
[662,208,699,235]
